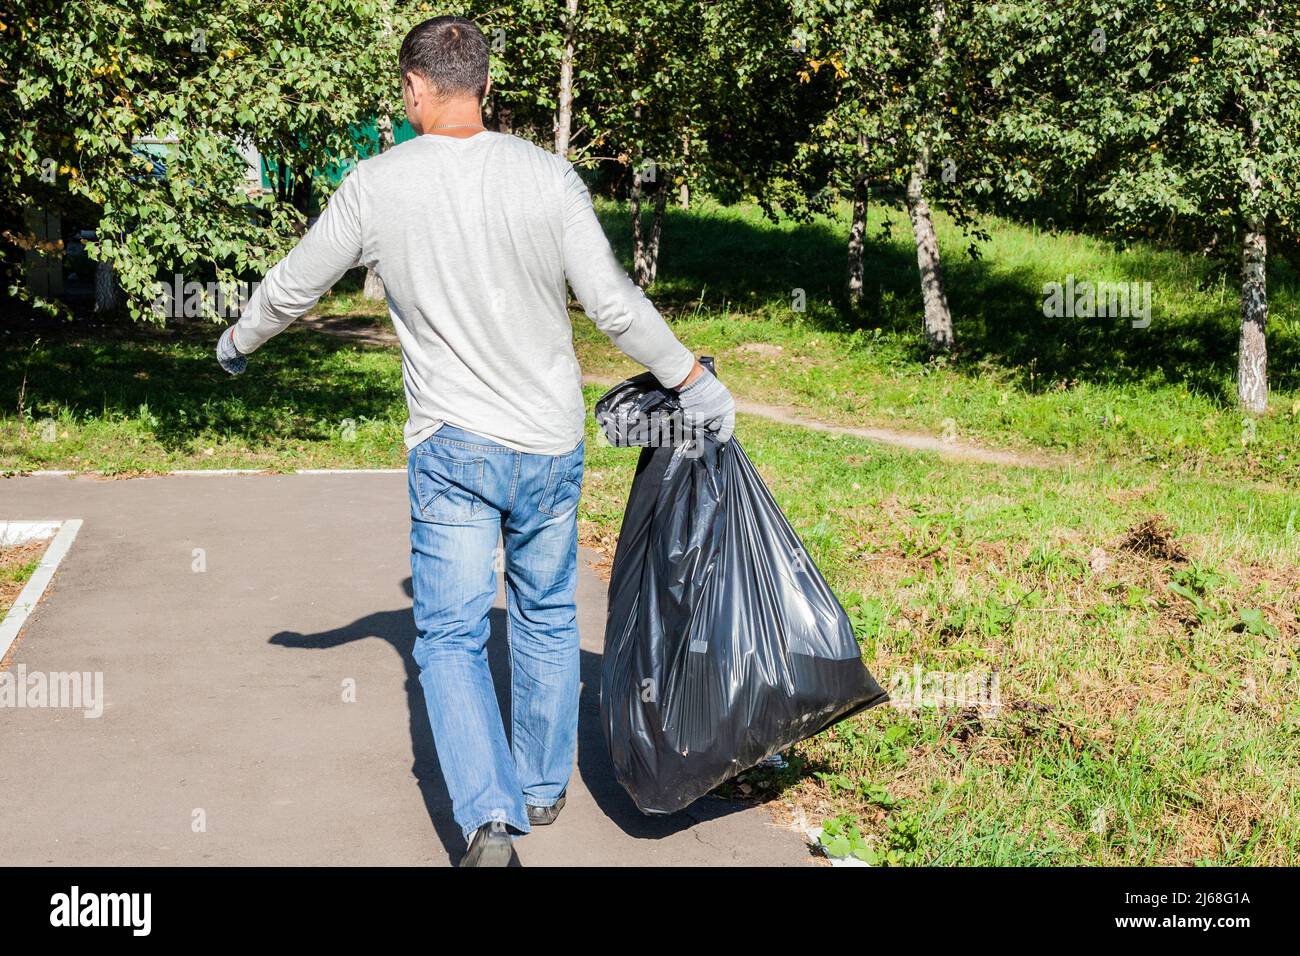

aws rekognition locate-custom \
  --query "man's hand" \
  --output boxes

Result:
[216,326,247,376]
[676,365,736,443]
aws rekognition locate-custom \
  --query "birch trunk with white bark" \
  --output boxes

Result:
[905,0,954,351]
[1239,222,1269,412]
[906,146,953,351]
[846,135,869,307]
[554,0,579,157]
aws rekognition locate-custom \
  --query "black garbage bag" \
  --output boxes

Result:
[595,365,888,815]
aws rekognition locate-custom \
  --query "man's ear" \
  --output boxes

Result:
[483,76,493,101]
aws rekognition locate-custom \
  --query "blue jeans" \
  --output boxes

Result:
[408,423,584,843]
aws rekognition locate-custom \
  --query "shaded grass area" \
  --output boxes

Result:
[599,197,1300,394]
[578,386,1300,866]
[0,321,407,472]
[581,198,1300,485]
[6,198,1298,480]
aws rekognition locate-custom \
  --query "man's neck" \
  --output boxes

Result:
[419,98,486,138]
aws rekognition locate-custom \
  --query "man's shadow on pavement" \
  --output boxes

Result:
[269,576,722,864]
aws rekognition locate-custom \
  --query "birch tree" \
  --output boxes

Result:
[600,0,806,286]
[905,0,954,350]
[792,0,995,342]
[991,0,1300,412]
[554,0,580,156]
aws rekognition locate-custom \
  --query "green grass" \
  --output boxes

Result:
[1,322,408,473]
[577,197,1300,486]
[0,546,42,619]
[5,198,1298,479]
[579,388,1300,865]
[0,558,38,586]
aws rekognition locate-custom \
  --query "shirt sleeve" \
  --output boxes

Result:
[232,169,365,354]
[560,163,695,389]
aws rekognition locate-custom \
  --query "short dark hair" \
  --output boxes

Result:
[399,16,489,100]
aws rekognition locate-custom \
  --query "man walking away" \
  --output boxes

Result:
[216,16,735,866]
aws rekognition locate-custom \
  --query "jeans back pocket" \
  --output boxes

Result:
[539,441,585,518]
[414,448,487,523]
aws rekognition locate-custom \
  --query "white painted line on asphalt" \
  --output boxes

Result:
[168,469,266,475]
[27,471,76,477]
[294,469,405,475]
[0,519,83,662]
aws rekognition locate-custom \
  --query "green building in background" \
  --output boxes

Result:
[257,117,418,206]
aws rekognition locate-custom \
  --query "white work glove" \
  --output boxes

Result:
[216,326,247,376]
[677,369,736,443]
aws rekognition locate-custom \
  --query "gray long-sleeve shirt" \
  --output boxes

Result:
[231,131,695,455]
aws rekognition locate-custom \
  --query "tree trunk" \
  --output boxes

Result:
[642,186,668,286]
[493,99,515,135]
[1239,224,1268,412]
[846,133,869,307]
[290,161,312,216]
[906,146,953,351]
[94,258,119,315]
[678,131,690,209]
[554,0,579,157]
[906,0,954,352]
[631,162,648,287]
[1237,92,1269,411]
[273,151,288,205]
[364,116,396,301]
